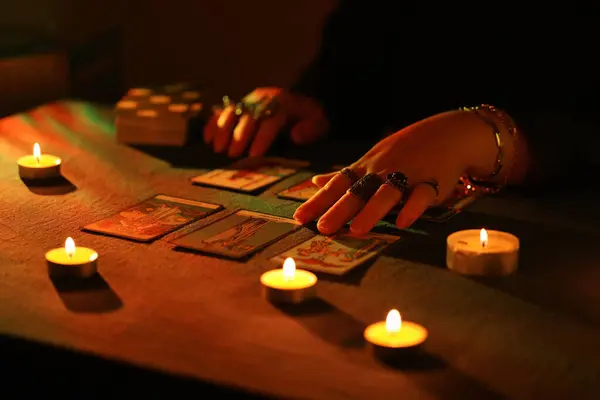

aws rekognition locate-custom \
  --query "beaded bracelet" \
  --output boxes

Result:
[459,104,518,193]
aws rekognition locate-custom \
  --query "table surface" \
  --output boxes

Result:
[1,101,600,399]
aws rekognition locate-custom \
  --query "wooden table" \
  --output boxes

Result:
[1,101,600,399]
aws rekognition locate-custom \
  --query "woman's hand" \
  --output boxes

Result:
[203,87,329,158]
[293,110,512,234]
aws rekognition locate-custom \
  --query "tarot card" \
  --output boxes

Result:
[83,195,222,242]
[421,195,477,222]
[171,210,301,258]
[277,178,319,201]
[271,230,400,275]
[191,158,304,192]
[389,186,477,223]
[277,165,346,202]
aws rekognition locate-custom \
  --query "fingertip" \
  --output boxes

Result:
[316,219,335,236]
[312,173,335,188]
[311,175,323,185]
[349,224,368,236]
[395,212,414,229]
[227,146,241,158]
[249,147,265,158]
[293,208,308,224]
[214,138,226,154]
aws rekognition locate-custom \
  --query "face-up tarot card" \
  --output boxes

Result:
[82,194,222,242]
[170,210,301,258]
[277,165,346,202]
[271,230,400,275]
[277,178,319,201]
[191,157,306,193]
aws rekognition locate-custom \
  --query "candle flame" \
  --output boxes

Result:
[282,257,296,281]
[480,228,488,248]
[33,142,41,163]
[65,237,75,258]
[386,309,402,333]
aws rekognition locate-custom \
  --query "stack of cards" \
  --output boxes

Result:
[83,195,222,242]
[191,157,308,193]
[171,210,301,258]
[270,230,400,275]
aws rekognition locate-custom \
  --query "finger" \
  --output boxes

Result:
[294,172,355,224]
[317,192,365,235]
[350,184,404,235]
[290,118,328,145]
[312,172,337,188]
[228,113,257,158]
[395,183,438,229]
[203,108,221,144]
[248,113,287,157]
[213,105,238,153]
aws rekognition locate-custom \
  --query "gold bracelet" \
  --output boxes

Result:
[459,104,518,193]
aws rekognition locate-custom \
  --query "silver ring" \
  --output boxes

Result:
[339,167,360,185]
[384,172,408,193]
[347,173,384,203]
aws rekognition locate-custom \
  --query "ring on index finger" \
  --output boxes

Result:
[338,167,360,185]
[347,173,384,203]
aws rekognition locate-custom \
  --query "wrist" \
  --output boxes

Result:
[460,107,519,185]
[427,109,501,176]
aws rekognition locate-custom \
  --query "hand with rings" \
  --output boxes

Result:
[293,110,506,233]
[203,87,329,158]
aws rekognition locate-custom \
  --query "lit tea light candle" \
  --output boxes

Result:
[260,257,317,304]
[17,143,62,180]
[45,237,98,279]
[364,309,428,360]
[447,228,519,276]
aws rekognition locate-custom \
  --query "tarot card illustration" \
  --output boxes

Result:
[171,210,301,258]
[271,231,400,275]
[277,178,320,201]
[83,195,222,242]
[191,164,297,192]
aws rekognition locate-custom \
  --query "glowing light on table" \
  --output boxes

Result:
[17,143,62,180]
[386,309,401,333]
[480,228,488,248]
[45,237,99,278]
[364,309,428,352]
[260,257,317,303]
[447,228,519,276]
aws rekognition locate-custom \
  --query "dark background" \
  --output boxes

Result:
[0,0,337,115]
